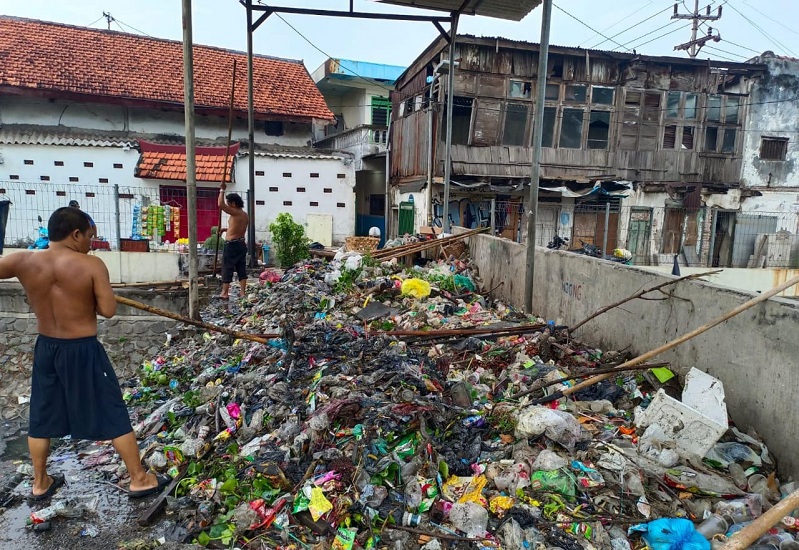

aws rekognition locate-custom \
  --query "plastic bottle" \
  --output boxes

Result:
[729,463,749,490]
[696,514,733,540]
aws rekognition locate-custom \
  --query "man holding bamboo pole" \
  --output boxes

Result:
[217,182,250,300]
[0,207,169,500]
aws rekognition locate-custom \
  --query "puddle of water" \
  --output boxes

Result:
[1,434,29,461]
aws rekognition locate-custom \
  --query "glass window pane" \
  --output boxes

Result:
[542,106,556,147]
[587,111,610,149]
[559,108,584,148]
[684,94,697,119]
[592,86,614,105]
[707,95,722,122]
[722,128,736,153]
[509,80,532,99]
[545,84,560,100]
[502,103,529,146]
[705,127,718,151]
[666,91,681,118]
[565,84,587,103]
[725,97,740,124]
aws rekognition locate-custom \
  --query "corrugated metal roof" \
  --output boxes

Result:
[377,0,541,21]
[246,144,351,161]
[0,125,138,147]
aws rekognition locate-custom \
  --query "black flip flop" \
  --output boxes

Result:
[128,473,172,499]
[28,473,65,502]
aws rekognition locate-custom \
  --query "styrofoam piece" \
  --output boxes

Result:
[634,368,728,458]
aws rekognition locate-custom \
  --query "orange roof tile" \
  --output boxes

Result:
[134,141,237,183]
[0,16,333,122]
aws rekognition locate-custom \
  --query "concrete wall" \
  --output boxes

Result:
[641,265,799,298]
[1,249,181,284]
[0,283,186,379]
[461,229,799,481]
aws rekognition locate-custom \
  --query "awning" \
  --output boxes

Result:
[376,0,541,21]
[134,140,239,182]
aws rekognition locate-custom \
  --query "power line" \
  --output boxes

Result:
[703,46,739,62]
[85,15,106,28]
[727,1,797,57]
[703,45,747,60]
[612,19,682,51]
[740,0,799,37]
[113,18,154,38]
[272,12,395,94]
[588,4,675,50]
[577,1,655,48]
[722,39,760,55]
[628,22,693,51]
[552,4,631,51]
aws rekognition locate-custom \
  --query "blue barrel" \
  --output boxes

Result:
[262,244,270,266]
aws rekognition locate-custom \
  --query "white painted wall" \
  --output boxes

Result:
[640,265,799,297]
[248,156,355,245]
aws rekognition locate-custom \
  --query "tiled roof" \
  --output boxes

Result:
[0,17,333,122]
[135,141,238,183]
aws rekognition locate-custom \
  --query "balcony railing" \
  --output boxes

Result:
[317,124,388,152]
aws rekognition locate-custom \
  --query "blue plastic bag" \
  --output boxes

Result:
[628,518,710,550]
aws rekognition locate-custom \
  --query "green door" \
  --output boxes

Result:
[398,201,415,236]
[627,208,652,265]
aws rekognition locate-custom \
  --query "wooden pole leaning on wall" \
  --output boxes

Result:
[212,59,238,278]
[114,295,278,344]
[533,274,799,405]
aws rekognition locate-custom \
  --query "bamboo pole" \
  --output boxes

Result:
[212,59,238,278]
[533,275,799,405]
[381,323,544,338]
[372,227,488,260]
[718,489,799,550]
[569,269,722,334]
[114,295,278,344]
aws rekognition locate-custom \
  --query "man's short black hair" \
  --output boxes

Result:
[226,193,244,208]
[48,207,94,242]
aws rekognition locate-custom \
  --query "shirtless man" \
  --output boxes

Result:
[0,207,168,500]
[217,183,250,299]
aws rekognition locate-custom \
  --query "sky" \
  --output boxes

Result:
[1,0,798,74]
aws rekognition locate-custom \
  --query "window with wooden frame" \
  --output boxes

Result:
[508,80,532,99]
[703,95,742,154]
[760,137,788,160]
[621,90,661,151]
[502,103,529,146]
[440,96,474,145]
[662,92,697,150]
[371,96,391,126]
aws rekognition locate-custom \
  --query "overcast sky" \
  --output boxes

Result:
[2,0,797,73]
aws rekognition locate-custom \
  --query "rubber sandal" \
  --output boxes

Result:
[128,473,172,499]
[28,473,65,502]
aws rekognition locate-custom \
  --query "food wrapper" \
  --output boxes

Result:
[308,486,333,521]
[331,527,357,550]
[489,496,515,518]
[442,475,488,506]
[401,278,431,298]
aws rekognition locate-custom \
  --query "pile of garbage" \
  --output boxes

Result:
[31,250,799,549]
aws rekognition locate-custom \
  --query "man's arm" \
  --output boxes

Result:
[0,253,23,280]
[91,257,117,318]
[217,183,236,215]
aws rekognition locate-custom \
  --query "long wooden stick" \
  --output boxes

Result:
[533,275,799,405]
[212,59,238,278]
[719,489,799,550]
[372,227,488,260]
[114,295,278,344]
[569,269,722,334]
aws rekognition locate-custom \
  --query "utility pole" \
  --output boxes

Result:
[672,1,722,58]
[182,0,200,320]
[524,0,553,315]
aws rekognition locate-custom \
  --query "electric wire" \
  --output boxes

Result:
[727,1,797,57]
[740,0,799,37]
[588,3,675,50]
[627,22,693,51]
[85,15,106,28]
[611,19,683,52]
[577,1,655,48]
[552,3,631,51]
[272,12,395,94]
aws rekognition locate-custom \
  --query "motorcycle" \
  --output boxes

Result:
[547,235,632,265]
[28,216,49,250]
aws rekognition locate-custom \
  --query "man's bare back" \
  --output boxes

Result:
[0,247,116,338]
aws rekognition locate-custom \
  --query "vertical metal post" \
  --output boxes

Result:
[490,198,496,235]
[602,202,610,258]
[442,12,459,234]
[524,0,553,314]
[384,113,392,238]
[426,75,435,226]
[113,183,121,251]
[246,0,257,267]
[182,0,200,320]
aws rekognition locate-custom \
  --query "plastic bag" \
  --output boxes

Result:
[344,255,362,271]
[529,470,576,497]
[628,518,710,550]
[449,502,488,537]
[515,406,586,451]
[401,278,431,298]
[705,442,762,467]
[532,449,568,471]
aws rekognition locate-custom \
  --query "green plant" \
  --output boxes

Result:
[268,213,310,267]
[203,227,225,250]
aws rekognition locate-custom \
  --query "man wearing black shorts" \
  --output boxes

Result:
[0,208,169,500]
[218,183,250,299]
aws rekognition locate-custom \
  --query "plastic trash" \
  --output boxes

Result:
[532,449,569,471]
[401,278,432,298]
[629,518,711,550]
[695,514,734,540]
[515,406,587,451]
[529,469,576,497]
[448,502,488,537]
[705,442,762,467]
